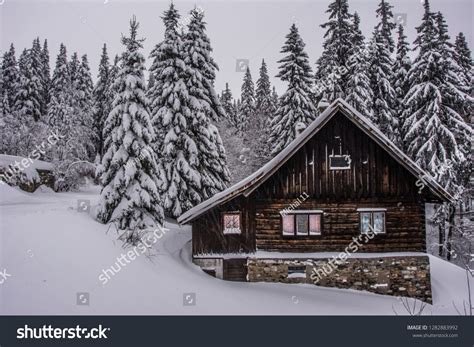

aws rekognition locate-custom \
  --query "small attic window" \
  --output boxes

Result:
[223,213,241,234]
[329,154,351,170]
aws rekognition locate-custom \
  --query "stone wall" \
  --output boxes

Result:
[247,256,432,303]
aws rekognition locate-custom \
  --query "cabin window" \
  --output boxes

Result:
[223,213,241,234]
[281,211,323,236]
[329,154,351,170]
[358,209,386,234]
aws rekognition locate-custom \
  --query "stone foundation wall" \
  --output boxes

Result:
[247,256,432,303]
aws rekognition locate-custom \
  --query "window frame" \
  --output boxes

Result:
[280,210,324,238]
[357,208,386,235]
[222,211,242,235]
[329,154,352,170]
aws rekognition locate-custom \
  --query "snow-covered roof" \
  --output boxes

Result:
[178,98,454,225]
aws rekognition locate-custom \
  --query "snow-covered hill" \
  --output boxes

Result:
[0,184,471,315]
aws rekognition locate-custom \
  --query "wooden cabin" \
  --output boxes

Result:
[178,99,453,302]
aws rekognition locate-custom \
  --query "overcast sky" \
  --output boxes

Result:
[1,0,472,97]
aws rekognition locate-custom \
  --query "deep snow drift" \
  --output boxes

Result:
[0,183,472,315]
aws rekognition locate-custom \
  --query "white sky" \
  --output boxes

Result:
[1,0,473,97]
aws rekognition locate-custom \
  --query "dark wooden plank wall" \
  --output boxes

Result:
[255,199,426,252]
[254,113,433,201]
[192,196,256,254]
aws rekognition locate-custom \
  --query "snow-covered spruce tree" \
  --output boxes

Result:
[238,66,255,133]
[220,82,234,121]
[47,44,93,189]
[315,0,353,101]
[183,7,230,199]
[0,93,17,154]
[102,54,120,157]
[41,39,51,116]
[14,41,42,123]
[374,0,396,53]
[148,4,201,217]
[69,52,80,85]
[0,44,19,117]
[92,44,111,159]
[367,28,397,142]
[254,59,274,156]
[13,41,44,156]
[74,54,95,160]
[269,24,316,154]
[96,17,165,234]
[454,32,473,123]
[392,24,411,145]
[345,12,373,118]
[402,2,472,193]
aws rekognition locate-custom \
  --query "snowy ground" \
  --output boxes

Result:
[0,183,472,315]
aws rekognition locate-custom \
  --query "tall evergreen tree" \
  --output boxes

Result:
[238,66,255,132]
[0,44,19,109]
[368,28,397,142]
[93,44,111,159]
[374,0,396,53]
[220,82,234,121]
[402,1,472,193]
[453,32,473,124]
[392,24,411,143]
[315,0,353,101]
[15,40,43,123]
[41,39,51,116]
[69,52,80,85]
[148,4,201,217]
[253,59,273,156]
[346,12,373,118]
[183,7,230,199]
[96,17,165,232]
[269,24,316,154]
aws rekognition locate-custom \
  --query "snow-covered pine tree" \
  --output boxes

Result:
[345,12,373,118]
[0,44,19,111]
[93,44,111,159]
[74,54,95,160]
[402,1,472,193]
[0,92,17,154]
[69,52,80,85]
[47,43,91,187]
[148,4,201,217]
[374,0,396,53]
[392,24,411,145]
[14,41,42,123]
[41,39,51,115]
[453,32,473,124]
[238,66,255,133]
[368,28,397,142]
[220,82,234,120]
[96,17,165,233]
[255,59,273,147]
[315,0,353,101]
[269,24,316,154]
[183,7,230,199]
[270,86,278,115]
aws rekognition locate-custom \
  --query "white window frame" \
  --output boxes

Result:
[223,212,241,235]
[329,154,352,170]
[281,210,323,237]
[357,208,386,234]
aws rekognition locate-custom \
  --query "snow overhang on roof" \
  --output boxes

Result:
[177,98,454,225]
